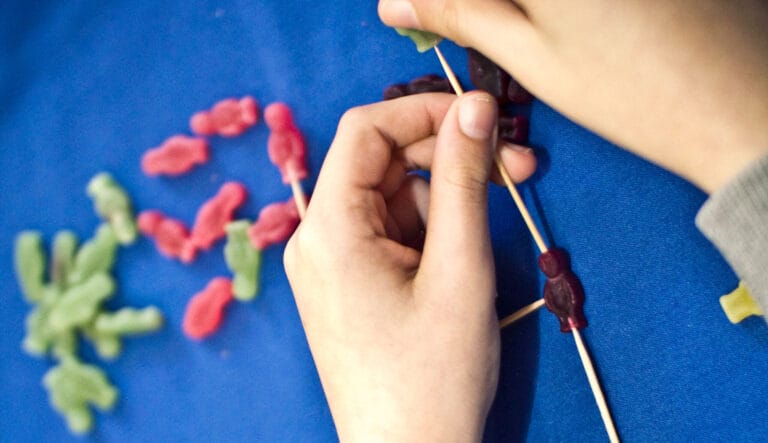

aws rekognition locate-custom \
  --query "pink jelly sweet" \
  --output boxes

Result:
[264,103,308,184]
[538,248,587,333]
[183,182,248,258]
[182,277,234,340]
[141,135,209,177]
[247,198,300,250]
[190,96,259,137]
[137,210,190,259]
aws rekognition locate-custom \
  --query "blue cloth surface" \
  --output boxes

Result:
[1,1,766,441]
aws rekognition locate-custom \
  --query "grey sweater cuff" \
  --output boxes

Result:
[696,154,768,316]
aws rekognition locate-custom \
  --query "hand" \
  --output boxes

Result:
[379,0,768,193]
[284,92,536,441]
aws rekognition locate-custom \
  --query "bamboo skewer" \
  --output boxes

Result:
[499,298,545,328]
[432,45,619,442]
[434,46,548,254]
[289,175,308,219]
[572,328,620,443]
[440,43,550,330]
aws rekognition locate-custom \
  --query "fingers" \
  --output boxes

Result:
[307,94,454,243]
[386,175,430,250]
[378,0,534,50]
[418,91,497,292]
[491,142,537,185]
[317,94,455,196]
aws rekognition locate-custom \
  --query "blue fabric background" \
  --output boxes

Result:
[1,1,766,441]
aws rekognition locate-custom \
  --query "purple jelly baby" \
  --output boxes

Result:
[538,248,588,333]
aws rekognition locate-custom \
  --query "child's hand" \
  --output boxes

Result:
[284,92,536,441]
[379,0,768,193]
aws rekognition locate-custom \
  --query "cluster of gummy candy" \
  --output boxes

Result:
[14,173,164,435]
[138,97,307,339]
[383,50,532,146]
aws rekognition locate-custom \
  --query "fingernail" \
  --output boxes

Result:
[499,143,535,166]
[500,142,534,155]
[459,95,497,141]
[383,0,421,28]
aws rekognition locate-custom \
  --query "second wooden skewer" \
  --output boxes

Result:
[432,44,619,442]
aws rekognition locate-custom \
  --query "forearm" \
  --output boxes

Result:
[517,0,768,193]
[381,0,768,193]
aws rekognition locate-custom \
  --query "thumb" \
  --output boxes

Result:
[420,92,497,289]
[378,0,531,50]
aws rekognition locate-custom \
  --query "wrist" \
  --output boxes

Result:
[336,411,484,443]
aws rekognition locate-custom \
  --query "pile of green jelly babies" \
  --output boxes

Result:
[14,172,164,435]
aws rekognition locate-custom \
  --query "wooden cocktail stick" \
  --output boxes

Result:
[289,173,308,220]
[434,46,548,254]
[572,327,620,443]
[499,298,545,328]
[441,42,549,330]
[433,45,619,442]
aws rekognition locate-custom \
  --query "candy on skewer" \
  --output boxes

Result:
[537,246,619,442]
[415,36,620,442]
[264,102,309,218]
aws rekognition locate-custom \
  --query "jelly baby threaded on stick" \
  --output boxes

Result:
[264,102,309,218]
[396,31,619,442]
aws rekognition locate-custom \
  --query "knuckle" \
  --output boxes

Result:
[290,221,338,270]
[282,235,299,278]
[337,106,369,133]
[437,0,467,44]
[443,164,488,195]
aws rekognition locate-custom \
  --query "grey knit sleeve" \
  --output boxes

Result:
[696,154,768,315]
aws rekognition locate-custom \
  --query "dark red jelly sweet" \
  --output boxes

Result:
[467,48,511,104]
[499,114,529,144]
[538,248,587,333]
[383,84,409,100]
[383,74,452,100]
[407,74,453,94]
[507,78,534,104]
